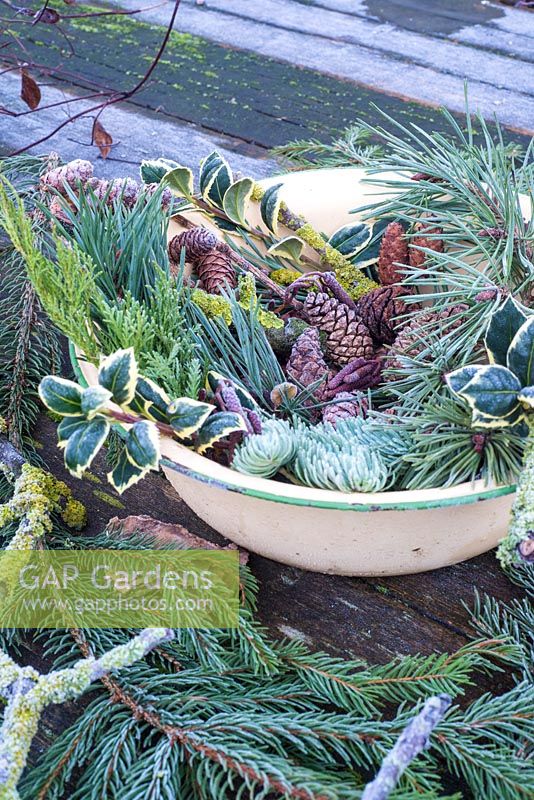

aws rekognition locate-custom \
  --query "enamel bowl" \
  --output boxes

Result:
[73,168,517,576]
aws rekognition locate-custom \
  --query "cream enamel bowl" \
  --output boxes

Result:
[72,167,517,576]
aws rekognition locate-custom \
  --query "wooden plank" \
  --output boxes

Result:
[3,4,531,157]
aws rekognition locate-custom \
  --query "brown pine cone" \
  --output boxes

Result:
[384,303,468,378]
[378,222,409,285]
[354,286,410,345]
[40,159,93,193]
[326,358,382,398]
[195,249,237,294]
[169,227,219,263]
[409,222,444,268]
[286,327,331,400]
[303,292,373,366]
[322,392,368,427]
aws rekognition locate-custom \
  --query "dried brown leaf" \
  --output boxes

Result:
[92,118,113,159]
[20,69,41,110]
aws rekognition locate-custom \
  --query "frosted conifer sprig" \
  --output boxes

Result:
[0,628,173,799]
[232,419,296,477]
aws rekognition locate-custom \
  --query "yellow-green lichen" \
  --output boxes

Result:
[335,264,378,300]
[92,489,126,509]
[191,288,233,325]
[238,274,283,329]
[250,183,265,202]
[271,268,301,286]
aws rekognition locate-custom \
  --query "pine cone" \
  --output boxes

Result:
[41,159,93,193]
[303,292,373,366]
[326,358,382,398]
[286,327,331,400]
[195,249,237,294]
[169,227,219,263]
[409,222,444,268]
[378,222,409,285]
[354,286,410,345]
[322,392,368,427]
[384,304,468,377]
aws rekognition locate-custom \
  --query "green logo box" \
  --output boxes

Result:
[0,550,240,629]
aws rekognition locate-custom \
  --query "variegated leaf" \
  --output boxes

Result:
[125,420,160,470]
[64,417,110,477]
[108,447,148,494]
[81,385,112,419]
[39,376,83,417]
[352,217,396,267]
[260,183,284,234]
[196,412,247,454]
[446,365,482,397]
[165,166,194,198]
[485,296,528,366]
[128,376,171,423]
[457,365,521,421]
[519,386,534,410]
[140,158,179,185]
[222,177,254,226]
[267,236,304,262]
[471,404,526,429]
[98,348,138,406]
[167,398,214,439]
[328,222,371,258]
[199,152,232,208]
[57,415,89,447]
[507,316,534,388]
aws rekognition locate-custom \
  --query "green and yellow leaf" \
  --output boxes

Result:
[140,158,178,185]
[446,365,482,397]
[125,420,160,470]
[260,183,284,234]
[39,376,83,417]
[457,365,521,421]
[519,386,534,410]
[328,223,372,258]
[81,386,112,420]
[64,417,110,478]
[164,165,194,198]
[108,448,148,494]
[57,415,89,447]
[167,398,214,439]
[98,348,138,406]
[485,296,528,367]
[267,236,305,262]
[222,177,254,226]
[127,376,171,423]
[200,152,232,207]
[507,316,534,388]
[196,412,247,454]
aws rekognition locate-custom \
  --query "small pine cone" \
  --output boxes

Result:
[48,196,73,224]
[86,177,141,208]
[384,303,468,378]
[326,357,382,398]
[303,292,373,366]
[40,159,93,193]
[287,327,331,400]
[378,222,409,285]
[169,227,219,263]
[322,392,368,427]
[409,222,444,268]
[354,286,410,345]
[196,249,237,294]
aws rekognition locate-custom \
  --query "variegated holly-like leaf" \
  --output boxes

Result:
[455,364,522,422]
[108,447,148,494]
[81,386,112,419]
[328,222,371,258]
[64,417,110,477]
[267,236,304,262]
[165,165,194,198]
[167,398,214,439]
[199,152,232,208]
[57,415,89,447]
[222,177,254,226]
[39,376,83,417]
[507,316,534,388]
[485,296,528,367]
[98,348,138,406]
[471,403,526,429]
[140,158,179,185]
[446,365,481,396]
[196,412,247,454]
[260,183,283,235]
[125,420,160,470]
[127,376,170,423]
[519,386,534,410]
[352,217,396,268]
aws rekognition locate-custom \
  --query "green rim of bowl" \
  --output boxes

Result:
[69,343,516,512]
